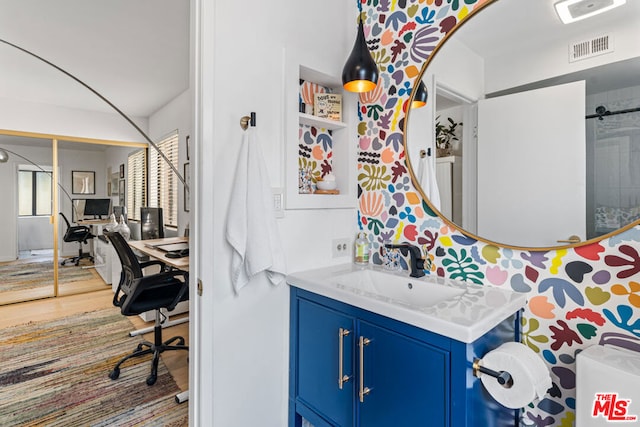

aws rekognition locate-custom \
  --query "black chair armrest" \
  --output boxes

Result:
[140,259,168,270]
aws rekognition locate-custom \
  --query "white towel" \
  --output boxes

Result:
[226,128,286,293]
[417,150,441,211]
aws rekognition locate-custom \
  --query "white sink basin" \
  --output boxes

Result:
[287,264,527,343]
[333,269,465,307]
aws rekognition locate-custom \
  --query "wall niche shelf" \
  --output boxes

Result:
[299,112,347,131]
[284,51,357,210]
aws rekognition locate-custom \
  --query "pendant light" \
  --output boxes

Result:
[342,16,379,93]
[411,81,428,109]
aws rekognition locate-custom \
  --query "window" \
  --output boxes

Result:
[127,149,147,222]
[18,168,52,216]
[148,131,179,227]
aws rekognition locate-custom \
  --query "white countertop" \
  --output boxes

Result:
[287,263,527,344]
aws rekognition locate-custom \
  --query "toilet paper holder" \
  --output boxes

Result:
[473,358,514,389]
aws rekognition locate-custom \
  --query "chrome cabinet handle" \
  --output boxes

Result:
[359,336,371,402]
[338,328,351,389]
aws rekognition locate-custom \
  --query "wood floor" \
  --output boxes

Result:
[0,254,107,305]
[0,287,189,392]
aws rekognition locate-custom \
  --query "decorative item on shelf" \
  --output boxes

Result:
[315,173,339,194]
[105,213,118,232]
[342,13,379,93]
[298,166,314,194]
[314,93,342,121]
[435,115,462,157]
[411,81,428,109]
[301,81,325,115]
[119,215,131,240]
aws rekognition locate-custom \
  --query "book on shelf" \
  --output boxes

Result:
[314,93,342,122]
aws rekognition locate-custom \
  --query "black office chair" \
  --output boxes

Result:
[105,231,189,386]
[59,212,95,266]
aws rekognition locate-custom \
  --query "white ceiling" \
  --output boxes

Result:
[0,0,190,118]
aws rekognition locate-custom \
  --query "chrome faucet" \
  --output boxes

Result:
[384,243,425,278]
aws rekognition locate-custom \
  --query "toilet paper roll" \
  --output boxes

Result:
[479,342,552,409]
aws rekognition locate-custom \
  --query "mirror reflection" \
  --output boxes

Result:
[406,0,640,248]
[0,132,146,305]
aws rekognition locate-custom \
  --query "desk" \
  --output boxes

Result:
[128,236,189,271]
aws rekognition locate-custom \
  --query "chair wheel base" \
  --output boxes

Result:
[109,368,120,380]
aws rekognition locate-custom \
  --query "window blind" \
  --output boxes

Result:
[148,131,179,227]
[127,149,146,222]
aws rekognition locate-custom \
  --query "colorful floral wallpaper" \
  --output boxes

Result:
[298,80,334,191]
[356,0,640,425]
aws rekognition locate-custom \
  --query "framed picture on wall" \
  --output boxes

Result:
[119,163,125,179]
[118,179,126,206]
[184,162,190,212]
[71,171,95,194]
[110,172,119,196]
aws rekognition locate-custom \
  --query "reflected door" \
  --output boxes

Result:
[477,81,586,247]
[0,136,56,304]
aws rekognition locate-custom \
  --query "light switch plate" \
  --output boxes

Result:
[272,188,284,218]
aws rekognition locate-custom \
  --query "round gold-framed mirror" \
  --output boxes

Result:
[405,0,640,250]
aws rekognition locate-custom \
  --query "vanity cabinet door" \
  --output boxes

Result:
[358,321,450,427]
[296,298,355,427]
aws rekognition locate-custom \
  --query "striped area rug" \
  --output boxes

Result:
[0,261,97,292]
[0,308,188,426]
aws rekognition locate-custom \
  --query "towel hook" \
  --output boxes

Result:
[419,148,431,158]
[240,112,256,130]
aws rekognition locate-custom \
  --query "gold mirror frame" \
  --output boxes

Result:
[402,0,640,251]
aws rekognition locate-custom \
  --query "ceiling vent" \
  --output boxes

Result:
[569,34,614,62]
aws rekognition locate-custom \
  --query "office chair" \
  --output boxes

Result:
[105,231,189,386]
[59,212,95,266]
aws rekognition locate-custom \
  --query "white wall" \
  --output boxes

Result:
[148,89,193,236]
[194,0,357,425]
[484,16,640,94]
[57,147,110,256]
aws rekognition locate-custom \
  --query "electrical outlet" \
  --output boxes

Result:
[332,238,350,258]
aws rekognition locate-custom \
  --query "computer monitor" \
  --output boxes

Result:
[83,198,111,219]
[141,207,164,240]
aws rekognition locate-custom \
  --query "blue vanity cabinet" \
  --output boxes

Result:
[295,298,355,427]
[289,287,519,427]
[357,320,449,426]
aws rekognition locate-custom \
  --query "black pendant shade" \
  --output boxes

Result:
[411,81,428,109]
[342,19,379,93]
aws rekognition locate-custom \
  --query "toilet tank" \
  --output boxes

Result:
[576,345,640,426]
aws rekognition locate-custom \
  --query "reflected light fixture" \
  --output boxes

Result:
[0,148,9,163]
[342,16,379,93]
[411,81,428,109]
[554,0,626,24]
